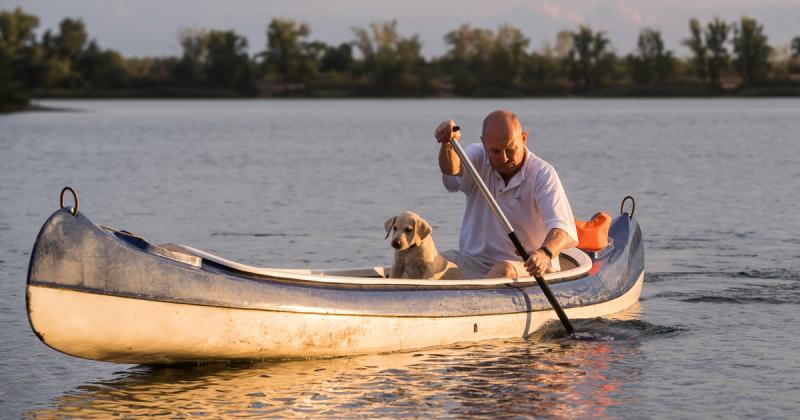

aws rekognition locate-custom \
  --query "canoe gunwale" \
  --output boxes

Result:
[27,209,643,317]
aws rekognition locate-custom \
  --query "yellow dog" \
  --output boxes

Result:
[384,211,463,280]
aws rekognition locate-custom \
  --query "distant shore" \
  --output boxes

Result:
[4,9,800,114]
[25,83,800,101]
[3,83,798,114]
[2,102,81,114]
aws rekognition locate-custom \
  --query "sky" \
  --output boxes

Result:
[3,0,798,58]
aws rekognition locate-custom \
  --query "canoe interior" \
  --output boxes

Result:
[103,224,594,285]
[302,251,580,278]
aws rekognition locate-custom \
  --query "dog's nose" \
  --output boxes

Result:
[391,239,401,249]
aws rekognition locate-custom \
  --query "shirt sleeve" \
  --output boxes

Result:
[442,143,483,193]
[534,163,579,243]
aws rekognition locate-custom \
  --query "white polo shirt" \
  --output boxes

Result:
[443,143,578,269]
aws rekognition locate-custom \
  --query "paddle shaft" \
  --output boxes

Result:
[447,131,575,336]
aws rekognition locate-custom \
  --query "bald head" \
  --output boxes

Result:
[482,110,523,138]
[480,109,528,180]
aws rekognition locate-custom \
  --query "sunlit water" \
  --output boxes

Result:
[1,99,798,418]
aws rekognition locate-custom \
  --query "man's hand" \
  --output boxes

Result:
[524,249,551,278]
[435,120,461,144]
[523,228,578,277]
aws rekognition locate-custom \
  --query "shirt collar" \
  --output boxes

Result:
[486,148,532,192]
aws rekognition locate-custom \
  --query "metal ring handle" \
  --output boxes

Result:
[620,195,635,219]
[60,186,79,216]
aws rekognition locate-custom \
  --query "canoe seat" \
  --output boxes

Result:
[100,225,202,267]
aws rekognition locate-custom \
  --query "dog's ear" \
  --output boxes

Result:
[412,217,432,245]
[384,216,396,240]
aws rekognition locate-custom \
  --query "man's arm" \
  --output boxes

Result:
[439,142,461,176]
[523,162,578,277]
[524,228,578,277]
[435,120,461,176]
[542,227,578,257]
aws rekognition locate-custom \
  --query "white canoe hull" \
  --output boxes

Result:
[27,207,644,364]
[28,273,642,364]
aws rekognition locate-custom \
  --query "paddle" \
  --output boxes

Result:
[448,126,576,336]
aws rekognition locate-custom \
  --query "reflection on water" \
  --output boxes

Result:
[8,99,798,417]
[29,307,654,418]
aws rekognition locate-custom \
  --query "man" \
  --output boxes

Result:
[435,110,578,279]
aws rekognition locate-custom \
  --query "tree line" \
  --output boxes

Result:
[2,7,800,111]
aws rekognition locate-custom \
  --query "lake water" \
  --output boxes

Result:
[1,99,798,418]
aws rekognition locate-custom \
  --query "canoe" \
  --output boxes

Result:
[26,201,644,364]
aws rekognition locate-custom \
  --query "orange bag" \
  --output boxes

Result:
[574,212,612,251]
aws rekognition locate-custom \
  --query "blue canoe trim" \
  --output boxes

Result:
[27,209,644,318]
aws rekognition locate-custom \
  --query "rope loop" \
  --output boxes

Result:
[60,186,79,216]
[620,195,635,219]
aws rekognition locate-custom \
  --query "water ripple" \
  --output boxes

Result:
[211,231,310,238]
[25,326,659,418]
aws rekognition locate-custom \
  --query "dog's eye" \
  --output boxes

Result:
[405,226,412,232]
[393,226,397,231]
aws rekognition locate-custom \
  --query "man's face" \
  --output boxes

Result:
[481,129,528,177]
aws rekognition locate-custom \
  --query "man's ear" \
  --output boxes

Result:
[521,130,528,146]
[384,216,396,240]
[413,217,432,245]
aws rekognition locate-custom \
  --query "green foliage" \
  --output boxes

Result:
[125,56,178,88]
[1,7,798,104]
[205,30,250,90]
[682,17,730,87]
[443,24,531,95]
[174,28,208,84]
[627,28,674,84]
[526,51,561,85]
[0,7,37,109]
[263,19,311,83]
[35,18,90,88]
[683,18,707,80]
[487,25,529,89]
[352,20,424,94]
[172,28,251,92]
[705,18,730,87]
[554,30,573,59]
[78,41,128,89]
[0,53,28,111]
[566,26,615,90]
[793,37,800,59]
[443,24,494,94]
[0,7,39,59]
[54,18,87,61]
[732,17,771,85]
[28,18,96,89]
[520,30,573,92]
[320,43,353,73]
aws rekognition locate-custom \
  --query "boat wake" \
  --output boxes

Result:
[541,317,687,342]
[647,269,799,283]
[646,269,800,305]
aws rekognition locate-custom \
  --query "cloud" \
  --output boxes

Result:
[536,0,585,25]
[615,0,646,25]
